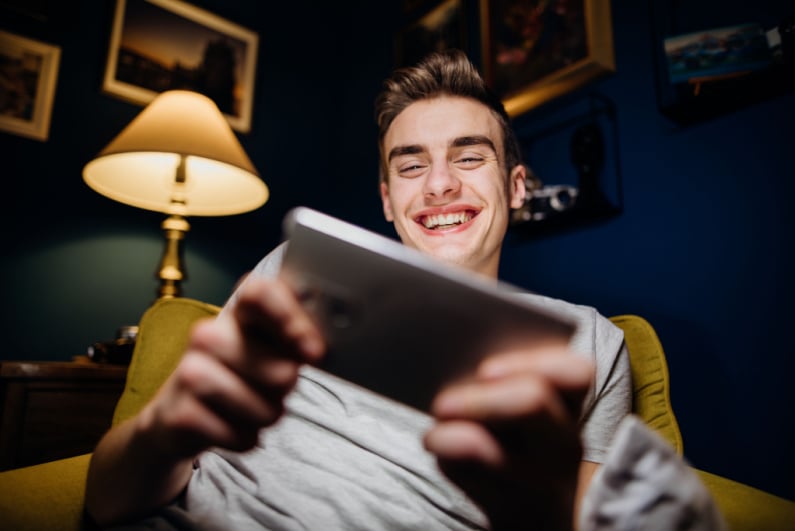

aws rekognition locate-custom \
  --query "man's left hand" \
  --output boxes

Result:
[424,347,594,530]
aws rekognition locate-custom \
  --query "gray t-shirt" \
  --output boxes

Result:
[137,242,631,530]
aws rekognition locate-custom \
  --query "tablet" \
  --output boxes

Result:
[279,206,577,412]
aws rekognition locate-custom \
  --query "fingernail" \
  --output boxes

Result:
[433,391,461,416]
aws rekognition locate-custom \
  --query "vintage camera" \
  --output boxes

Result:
[512,184,579,223]
[87,326,138,365]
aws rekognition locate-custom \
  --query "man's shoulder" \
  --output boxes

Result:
[515,290,605,325]
[250,241,289,279]
[514,290,623,357]
[217,242,289,317]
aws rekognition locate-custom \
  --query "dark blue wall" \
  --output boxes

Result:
[2,0,793,504]
[500,0,795,504]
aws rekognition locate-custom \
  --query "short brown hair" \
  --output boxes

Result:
[374,49,522,183]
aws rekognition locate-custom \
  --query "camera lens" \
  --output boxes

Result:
[551,189,575,210]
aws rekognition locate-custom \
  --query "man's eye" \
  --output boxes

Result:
[397,163,426,177]
[455,156,485,167]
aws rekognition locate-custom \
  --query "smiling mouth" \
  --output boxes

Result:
[418,210,478,230]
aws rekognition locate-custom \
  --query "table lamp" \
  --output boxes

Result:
[83,90,268,298]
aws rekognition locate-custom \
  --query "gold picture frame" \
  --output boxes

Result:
[103,0,258,133]
[480,0,615,117]
[0,30,61,141]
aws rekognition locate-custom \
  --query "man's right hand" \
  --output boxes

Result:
[137,277,326,460]
[85,276,325,526]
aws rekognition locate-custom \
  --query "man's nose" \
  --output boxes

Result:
[423,164,461,200]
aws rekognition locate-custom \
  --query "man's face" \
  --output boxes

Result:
[380,96,526,278]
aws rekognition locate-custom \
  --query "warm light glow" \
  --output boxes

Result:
[83,152,267,216]
[82,90,268,216]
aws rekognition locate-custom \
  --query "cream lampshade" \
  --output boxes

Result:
[83,90,268,298]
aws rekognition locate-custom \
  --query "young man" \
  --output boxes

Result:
[85,50,631,530]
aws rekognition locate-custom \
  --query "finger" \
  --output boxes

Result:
[425,418,581,513]
[473,349,594,420]
[431,372,572,425]
[176,351,285,427]
[235,278,325,363]
[424,420,504,466]
[478,348,594,390]
[189,318,301,396]
[155,351,283,454]
[153,386,261,457]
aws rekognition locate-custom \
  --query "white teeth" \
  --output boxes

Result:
[423,212,471,229]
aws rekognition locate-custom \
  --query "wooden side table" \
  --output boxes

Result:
[0,360,128,471]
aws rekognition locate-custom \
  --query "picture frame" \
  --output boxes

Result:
[395,0,466,68]
[103,0,258,133]
[662,23,772,86]
[649,0,793,126]
[0,30,61,141]
[480,0,615,117]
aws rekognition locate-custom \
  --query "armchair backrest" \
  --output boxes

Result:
[609,314,683,455]
[112,297,221,426]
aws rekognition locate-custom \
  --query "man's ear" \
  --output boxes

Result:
[380,181,394,222]
[509,165,527,209]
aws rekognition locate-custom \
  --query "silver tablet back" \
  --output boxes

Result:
[280,206,576,412]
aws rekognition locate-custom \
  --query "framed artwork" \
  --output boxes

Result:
[395,0,466,68]
[480,0,615,116]
[103,0,258,133]
[663,23,772,86]
[649,0,790,126]
[0,30,61,141]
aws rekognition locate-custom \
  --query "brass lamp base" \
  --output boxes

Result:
[156,214,190,298]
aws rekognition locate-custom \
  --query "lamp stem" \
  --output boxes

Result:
[157,214,190,298]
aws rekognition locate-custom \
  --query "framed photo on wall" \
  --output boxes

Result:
[395,0,466,68]
[103,0,259,133]
[0,30,61,141]
[480,0,615,116]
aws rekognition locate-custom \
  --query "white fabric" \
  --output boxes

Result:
[579,415,727,531]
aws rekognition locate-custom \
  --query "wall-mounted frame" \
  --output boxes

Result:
[480,0,615,117]
[395,0,466,68]
[0,30,61,141]
[103,0,258,133]
[649,0,795,126]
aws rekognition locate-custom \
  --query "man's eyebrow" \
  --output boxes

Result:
[387,136,496,163]
[452,135,496,152]
[387,144,424,163]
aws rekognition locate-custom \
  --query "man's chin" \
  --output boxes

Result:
[401,228,476,264]
[419,243,473,268]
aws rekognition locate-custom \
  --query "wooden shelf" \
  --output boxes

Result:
[0,360,128,470]
[658,61,795,126]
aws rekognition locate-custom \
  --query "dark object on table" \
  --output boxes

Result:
[87,326,138,365]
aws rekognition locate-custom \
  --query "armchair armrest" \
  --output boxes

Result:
[0,453,91,531]
[694,468,795,531]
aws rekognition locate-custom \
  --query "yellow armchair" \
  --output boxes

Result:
[609,315,795,530]
[0,298,220,531]
[1,299,793,530]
